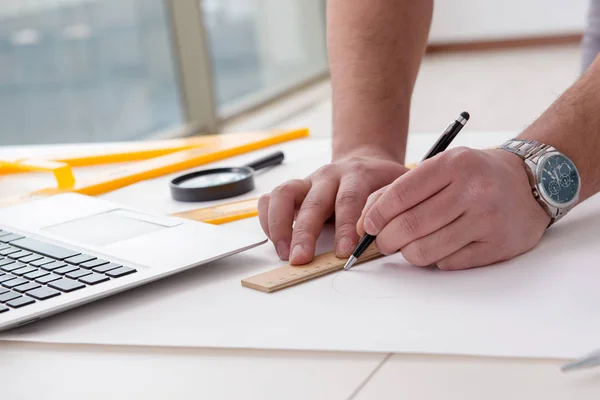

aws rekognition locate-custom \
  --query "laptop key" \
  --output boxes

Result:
[0,244,10,250]
[10,237,80,260]
[0,234,25,243]
[30,257,55,267]
[105,267,136,278]
[0,275,17,284]
[35,274,61,284]
[66,269,92,280]
[80,259,109,269]
[8,250,32,260]
[0,287,9,295]
[11,266,37,276]
[0,259,16,268]
[3,278,28,289]
[49,278,86,293]
[2,262,25,272]
[0,246,20,256]
[79,273,110,285]
[18,254,43,264]
[27,287,60,300]
[54,265,79,275]
[7,296,35,308]
[24,269,50,280]
[0,291,21,303]
[92,263,121,273]
[64,254,96,265]
[14,282,41,293]
[41,261,68,271]
[0,304,8,313]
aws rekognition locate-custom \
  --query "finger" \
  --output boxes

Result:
[289,181,338,265]
[356,187,386,236]
[363,156,452,236]
[334,176,371,257]
[435,242,503,271]
[268,179,311,260]
[399,214,484,267]
[257,194,271,238]
[374,184,465,254]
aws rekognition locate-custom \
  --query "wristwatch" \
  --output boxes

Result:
[499,139,581,226]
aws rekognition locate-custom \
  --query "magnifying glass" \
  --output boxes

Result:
[169,151,285,202]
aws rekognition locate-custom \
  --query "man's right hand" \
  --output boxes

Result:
[258,152,408,265]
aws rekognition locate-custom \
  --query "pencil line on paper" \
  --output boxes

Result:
[347,353,393,400]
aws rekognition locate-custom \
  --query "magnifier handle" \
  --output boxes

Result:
[244,151,285,171]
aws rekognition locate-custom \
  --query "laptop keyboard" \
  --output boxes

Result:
[0,229,137,314]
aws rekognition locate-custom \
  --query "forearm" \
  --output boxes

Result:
[327,0,433,162]
[520,54,600,202]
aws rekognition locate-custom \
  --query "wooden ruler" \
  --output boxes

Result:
[241,246,383,293]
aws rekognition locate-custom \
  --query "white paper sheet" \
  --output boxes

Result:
[2,132,600,360]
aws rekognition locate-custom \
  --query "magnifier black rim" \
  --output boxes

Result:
[170,166,255,202]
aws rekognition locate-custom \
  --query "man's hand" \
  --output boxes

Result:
[258,152,408,265]
[358,147,551,270]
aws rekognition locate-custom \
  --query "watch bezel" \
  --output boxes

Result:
[534,151,581,210]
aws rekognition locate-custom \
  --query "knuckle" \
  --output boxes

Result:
[346,158,368,175]
[375,237,395,255]
[403,243,431,267]
[258,193,270,204]
[302,196,325,212]
[449,146,477,168]
[397,211,420,237]
[337,188,360,207]
[336,221,358,237]
[292,226,317,243]
[389,181,410,206]
[272,182,293,197]
[316,163,336,177]
[366,206,386,230]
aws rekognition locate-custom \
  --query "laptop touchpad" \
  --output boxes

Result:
[43,209,174,247]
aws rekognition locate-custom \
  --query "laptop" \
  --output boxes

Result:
[0,193,267,331]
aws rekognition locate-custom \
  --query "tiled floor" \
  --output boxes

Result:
[231,43,584,139]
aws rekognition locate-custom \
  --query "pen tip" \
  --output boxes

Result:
[343,256,358,271]
[460,111,470,121]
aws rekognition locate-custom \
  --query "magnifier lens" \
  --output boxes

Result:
[177,171,249,189]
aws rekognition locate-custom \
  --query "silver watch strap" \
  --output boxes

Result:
[499,139,562,227]
[499,139,555,162]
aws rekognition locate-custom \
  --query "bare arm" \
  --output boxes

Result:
[328,0,434,162]
[521,54,600,202]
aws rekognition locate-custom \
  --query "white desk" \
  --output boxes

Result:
[1,133,600,399]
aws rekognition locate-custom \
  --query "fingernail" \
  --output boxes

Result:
[364,218,378,235]
[290,244,305,262]
[337,237,352,256]
[276,241,290,260]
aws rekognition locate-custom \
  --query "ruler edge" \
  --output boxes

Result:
[241,249,384,294]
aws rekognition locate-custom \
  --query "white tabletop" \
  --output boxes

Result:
[2,132,600,399]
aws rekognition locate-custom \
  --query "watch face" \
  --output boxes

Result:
[539,154,580,205]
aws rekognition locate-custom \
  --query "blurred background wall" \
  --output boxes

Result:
[0,0,589,146]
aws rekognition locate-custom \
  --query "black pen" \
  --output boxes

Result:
[343,111,470,271]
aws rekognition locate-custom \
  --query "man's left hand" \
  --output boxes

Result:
[357,147,551,270]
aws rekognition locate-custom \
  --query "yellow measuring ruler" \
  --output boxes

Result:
[241,246,383,293]
[0,128,309,203]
